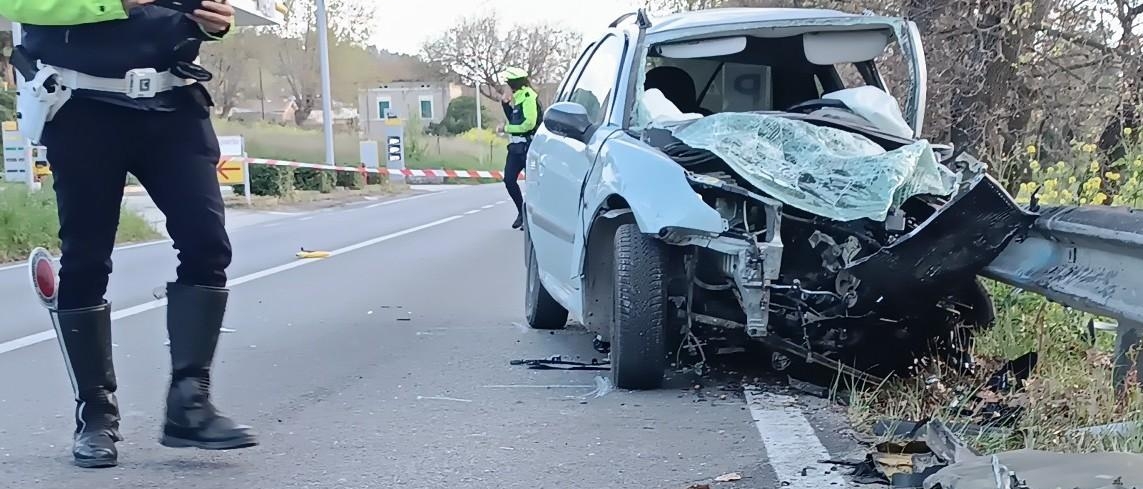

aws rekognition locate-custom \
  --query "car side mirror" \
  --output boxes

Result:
[544,102,593,142]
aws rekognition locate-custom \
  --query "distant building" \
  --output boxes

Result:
[356,80,559,139]
[359,81,463,126]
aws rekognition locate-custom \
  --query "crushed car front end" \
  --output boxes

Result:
[585,8,1039,380]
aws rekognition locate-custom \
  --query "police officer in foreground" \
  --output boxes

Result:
[0,0,257,468]
[499,67,542,230]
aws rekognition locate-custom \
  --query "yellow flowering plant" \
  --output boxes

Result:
[1016,131,1141,207]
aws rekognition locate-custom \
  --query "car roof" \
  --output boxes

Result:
[645,7,864,35]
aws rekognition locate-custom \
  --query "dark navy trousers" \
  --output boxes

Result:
[503,141,528,214]
[41,97,231,309]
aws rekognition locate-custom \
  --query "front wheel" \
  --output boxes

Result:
[611,224,668,390]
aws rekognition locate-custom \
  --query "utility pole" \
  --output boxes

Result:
[258,65,266,121]
[314,0,335,167]
[475,82,482,130]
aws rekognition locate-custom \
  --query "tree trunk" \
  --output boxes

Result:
[294,96,316,126]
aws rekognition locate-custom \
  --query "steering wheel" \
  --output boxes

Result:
[784,98,851,114]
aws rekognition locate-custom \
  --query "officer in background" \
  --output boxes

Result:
[500,67,542,230]
[0,0,257,468]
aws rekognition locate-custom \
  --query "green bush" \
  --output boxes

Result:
[238,165,295,197]
[293,168,324,191]
[0,90,15,123]
[0,183,157,263]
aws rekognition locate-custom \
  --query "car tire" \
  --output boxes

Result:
[524,217,569,330]
[611,223,668,390]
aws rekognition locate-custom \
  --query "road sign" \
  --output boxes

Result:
[218,135,245,157]
[216,157,246,185]
[360,140,379,169]
[384,122,406,184]
[2,123,32,184]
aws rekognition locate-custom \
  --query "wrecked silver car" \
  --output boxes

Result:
[522,7,1035,389]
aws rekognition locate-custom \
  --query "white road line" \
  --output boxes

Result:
[365,193,435,209]
[0,192,447,273]
[744,388,851,488]
[0,239,172,272]
[481,205,495,209]
[0,213,468,356]
[463,210,481,215]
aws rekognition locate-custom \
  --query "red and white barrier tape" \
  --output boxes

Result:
[233,157,517,180]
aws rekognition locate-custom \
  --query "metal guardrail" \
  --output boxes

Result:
[981,205,1143,389]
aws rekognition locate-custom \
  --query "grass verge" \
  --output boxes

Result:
[0,183,159,264]
[212,119,506,172]
[849,280,1143,454]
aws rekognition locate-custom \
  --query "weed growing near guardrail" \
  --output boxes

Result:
[0,182,157,263]
[1014,129,1141,207]
[850,280,1143,454]
[848,128,1143,455]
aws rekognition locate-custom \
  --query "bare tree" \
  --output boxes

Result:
[420,13,583,101]
[199,30,266,117]
[273,0,378,125]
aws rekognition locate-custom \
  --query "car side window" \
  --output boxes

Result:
[566,35,626,126]
[556,43,595,103]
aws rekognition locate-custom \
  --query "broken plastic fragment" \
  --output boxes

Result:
[714,473,743,482]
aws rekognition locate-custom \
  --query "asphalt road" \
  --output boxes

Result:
[0,184,863,489]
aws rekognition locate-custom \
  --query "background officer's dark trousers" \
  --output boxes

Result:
[41,97,256,468]
[504,140,528,228]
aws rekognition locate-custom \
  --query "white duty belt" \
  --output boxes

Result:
[509,135,530,144]
[53,66,196,99]
[15,64,195,145]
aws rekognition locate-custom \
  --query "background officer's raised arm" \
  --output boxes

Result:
[0,0,137,26]
[505,91,539,135]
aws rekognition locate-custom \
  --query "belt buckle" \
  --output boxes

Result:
[125,68,160,99]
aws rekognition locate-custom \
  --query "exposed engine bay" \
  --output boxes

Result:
[639,107,1037,380]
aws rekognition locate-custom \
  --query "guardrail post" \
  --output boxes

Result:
[1114,320,1143,395]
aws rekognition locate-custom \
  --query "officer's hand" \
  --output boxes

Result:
[189,1,235,34]
[122,0,154,9]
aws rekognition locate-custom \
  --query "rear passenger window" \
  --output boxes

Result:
[566,35,626,125]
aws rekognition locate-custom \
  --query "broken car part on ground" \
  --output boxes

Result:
[844,418,1143,489]
[522,7,1143,391]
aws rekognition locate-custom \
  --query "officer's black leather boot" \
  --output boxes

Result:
[51,303,123,468]
[512,213,524,230]
[160,283,258,450]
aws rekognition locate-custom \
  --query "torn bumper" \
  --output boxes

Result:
[844,175,1037,299]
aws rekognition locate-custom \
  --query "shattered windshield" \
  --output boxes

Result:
[670,112,958,221]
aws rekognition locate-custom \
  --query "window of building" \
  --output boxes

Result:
[377,97,392,119]
[419,96,434,119]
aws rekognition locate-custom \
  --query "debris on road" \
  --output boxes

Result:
[295,248,331,259]
[926,450,1143,489]
[396,312,413,321]
[580,376,613,399]
[855,418,1143,488]
[510,355,610,371]
[714,472,742,482]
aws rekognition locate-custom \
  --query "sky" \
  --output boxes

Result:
[369,0,645,54]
